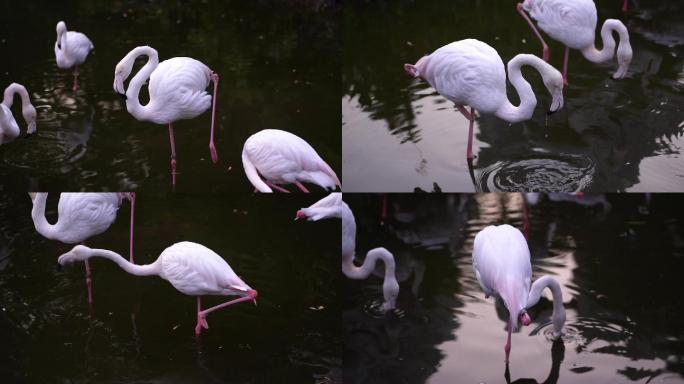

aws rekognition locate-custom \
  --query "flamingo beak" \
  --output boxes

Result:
[248,289,258,306]
[521,311,531,326]
[295,209,306,221]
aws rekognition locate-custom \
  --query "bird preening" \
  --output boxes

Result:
[296,193,399,312]
[473,224,566,362]
[54,21,94,92]
[0,83,37,145]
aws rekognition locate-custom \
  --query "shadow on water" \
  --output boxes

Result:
[342,0,684,192]
[0,191,341,383]
[344,193,684,384]
[0,0,340,192]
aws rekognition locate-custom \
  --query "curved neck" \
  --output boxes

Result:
[3,83,30,109]
[57,27,67,53]
[581,19,628,63]
[31,193,58,239]
[343,247,399,309]
[85,248,161,276]
[124,46,160,118]
[341,201,356,260]
[495,55,542,123]
[527,275,566,336]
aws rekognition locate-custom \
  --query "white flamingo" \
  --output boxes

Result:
[242,129,341,193]
[1,83,37,145]
[30,193,136,304]
[296,193,399,312]
[404,39,564,161]
[517,0,633,84]
[113,45,219,187]
[54,21,94,92]
[473,224,566,362]
[57,242,257,336]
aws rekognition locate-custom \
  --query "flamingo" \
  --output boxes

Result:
[296,193,399,312]
[473,224,565,362]
[1,83,37,145]
[54,21,94,92]
[30,193,136,304]
[57,242,257,336]
[404,39,564,161]
[517,0,633,84]
[242,129,341,193]
[113,45,219,187]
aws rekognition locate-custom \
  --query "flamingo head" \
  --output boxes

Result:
[295,193,342,221]
[613,41,633,80]
[56,21,66,49]
[539,69,564,115]
[113,60,133,98]
[22,104,37,136]
[404,55,429,79]
[501,281,530,331]
[58,244,93,267]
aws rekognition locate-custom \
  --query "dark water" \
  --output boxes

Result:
[0,191,341,383]
[342,0,684,192]
[344,193,684,383]
[0,1,340,193]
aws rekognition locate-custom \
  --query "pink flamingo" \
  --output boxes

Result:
[404,39,563,161]
[1,83,37,144]
[473,224,565,362]
[54,21,94,92]
[114,46,219,187]
[57,242,257,336]
[31,193,135,304]
[517,0,633,84]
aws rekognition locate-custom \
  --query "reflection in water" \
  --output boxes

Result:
[345,193,684,383]
[343,0,684,192]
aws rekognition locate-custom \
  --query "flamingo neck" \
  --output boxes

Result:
[31,193,58,240]
[527,275,566,337]
[494,54,541,123]
[84,248,161,276]
[124,46,160,120]
[580,19,628,63]
[343,247,399,311]
[3,83,36,133]
[58,27,67,54]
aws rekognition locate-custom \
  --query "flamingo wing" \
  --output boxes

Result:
[524,0,597,49]
[56,193,121,243]
[149,57,212,121]
[66,31,94,65]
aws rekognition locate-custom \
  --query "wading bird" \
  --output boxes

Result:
[31,193,136,304]
[54,21,94,92]
[296,193,399,312]
[1,83,37,145]
[473,224,565,362]
[114,45,219,187]
[404,39,563,161]
[57,242,257,336]
[517,0,632,84]
[242,129,341,193]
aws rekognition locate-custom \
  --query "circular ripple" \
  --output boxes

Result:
[1,130,87,174]
[362,299,406,319]
[477,152,595,192]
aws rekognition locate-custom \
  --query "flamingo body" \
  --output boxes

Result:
[242,129,341,192]
[522,0,597,50]
[54,21,93,69]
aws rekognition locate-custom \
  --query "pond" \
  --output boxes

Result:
[0,1,340,193]
[0,191,341,383]
[344,193,684,383]
[342,0,684,192]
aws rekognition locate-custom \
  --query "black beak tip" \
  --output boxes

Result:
[24,133,33,139]
[547,109,558,116]
[56,263,63,272]
[117,92,127,101]
[57,44,61,49]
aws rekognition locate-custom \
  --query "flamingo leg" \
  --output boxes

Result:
[562,46,570,86]
[73,66,80,92]
[622,0,628,13]
[294,181,310,193]
[516,3,550,61]
[455,105,476,160]
[129,192,135,263]
[84,257,93,304]
[168,123,177,187]
[209,72,219,163]
[266,181,291,193]
[505,319,512,362]
[380,194,388,225]
[195,290,257,336]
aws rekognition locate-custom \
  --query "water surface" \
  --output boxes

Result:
[344,193,684,383]
[343,0,684,192]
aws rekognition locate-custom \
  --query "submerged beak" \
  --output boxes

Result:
[118,92,127,101]
[548,88,564,115]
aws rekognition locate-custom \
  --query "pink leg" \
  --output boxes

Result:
[294,181,310,193]
[380,194,388,225]
[562,46,570,86]
[455,105,476,160]
[622,0,628,13]
[505,319,512,362]
[517,3,550,61]
[73,66,80,92]
[168,123,177,187]
[195,290,257,336]
[209,72,219,163]
[266,181,291,193]
[129,192,135,263]
[85,258,93,304]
